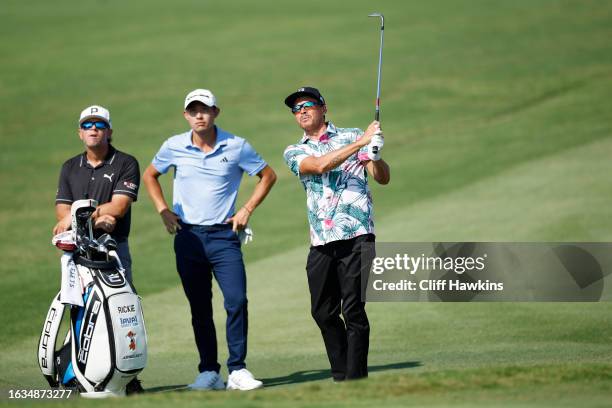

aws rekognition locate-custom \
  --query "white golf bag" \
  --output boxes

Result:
[37,200,147,398]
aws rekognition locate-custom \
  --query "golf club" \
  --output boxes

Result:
[368,12,384,153]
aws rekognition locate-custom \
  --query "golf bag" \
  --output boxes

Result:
[37,199,147,398]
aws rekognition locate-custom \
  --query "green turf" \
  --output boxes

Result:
[1,0,612,406]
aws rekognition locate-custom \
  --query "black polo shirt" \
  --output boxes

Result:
[56,145,140,240]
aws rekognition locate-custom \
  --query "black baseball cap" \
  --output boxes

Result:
[284,86,325,108]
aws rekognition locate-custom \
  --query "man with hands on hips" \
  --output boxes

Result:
[283,86,390,382]
[143,89,276,391]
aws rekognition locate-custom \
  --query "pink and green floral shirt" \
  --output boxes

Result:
[283,122,374,246]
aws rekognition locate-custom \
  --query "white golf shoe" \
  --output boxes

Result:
[188,370,225,390]
[226,368,263,391]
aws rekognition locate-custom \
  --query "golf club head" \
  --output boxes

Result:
[368,13,384,27]
[98,233,118,252]
[52,230,77,252]
[70,199,98,257]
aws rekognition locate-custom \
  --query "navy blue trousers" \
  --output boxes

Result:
[174,223,248,373]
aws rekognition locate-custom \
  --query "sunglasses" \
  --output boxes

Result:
[80,121,110,130]
[291,101,321,114]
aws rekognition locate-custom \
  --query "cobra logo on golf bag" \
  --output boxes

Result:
[39,307,58,369]
[77,295,102,365]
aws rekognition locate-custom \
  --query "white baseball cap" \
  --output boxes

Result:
[79,105,112,128]
[184,89,217,109]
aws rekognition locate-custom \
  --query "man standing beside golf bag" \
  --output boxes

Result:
[54,105,140,286]
[49,105,144,394]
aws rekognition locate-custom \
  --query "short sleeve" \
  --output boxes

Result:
[114,156,140,201]
[239,140,267,176]
[55,161,73,205]
[283,144,310,177]
[151,140,175,174]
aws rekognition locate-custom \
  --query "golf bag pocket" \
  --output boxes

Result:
[67,269,147,394]
[107,292,147,372]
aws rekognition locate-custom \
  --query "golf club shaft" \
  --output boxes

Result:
[370,13,384,122]
[369,13,384,156]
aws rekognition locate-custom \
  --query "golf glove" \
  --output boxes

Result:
[367,130,384,161]
[238,226,253,245]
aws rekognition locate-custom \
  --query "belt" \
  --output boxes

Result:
[178,221,233,232]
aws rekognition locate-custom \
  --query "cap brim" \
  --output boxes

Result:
[79,115,111,126]
[284,91,321,108]
[184,100,216,110]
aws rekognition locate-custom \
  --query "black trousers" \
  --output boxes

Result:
[306,234,375,380]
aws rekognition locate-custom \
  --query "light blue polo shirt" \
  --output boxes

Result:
[152,127,267,226]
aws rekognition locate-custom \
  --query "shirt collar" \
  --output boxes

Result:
[185,126,228,151]
[300,122,337,144]
[80,145,117,168]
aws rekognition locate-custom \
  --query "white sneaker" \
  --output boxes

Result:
[226,368,263,391]
[188,370,225,390]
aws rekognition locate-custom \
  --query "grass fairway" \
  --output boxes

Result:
[1,0,612,406]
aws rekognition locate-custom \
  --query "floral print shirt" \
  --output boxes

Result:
[283,122,374,246]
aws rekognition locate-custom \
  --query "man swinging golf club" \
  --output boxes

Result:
[283,86,390,380]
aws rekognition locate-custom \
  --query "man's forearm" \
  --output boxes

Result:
[95,199,131,219]
[244,167,277,212]
[301,141,364,175]
[367,159,391,185]
[143,173,170,213]
[53,204,72,235]
[56,204,71,222]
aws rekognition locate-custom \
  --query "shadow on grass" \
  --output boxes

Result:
[145,361,422,392]
[146,384,189,393]
[262,360,422,387]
